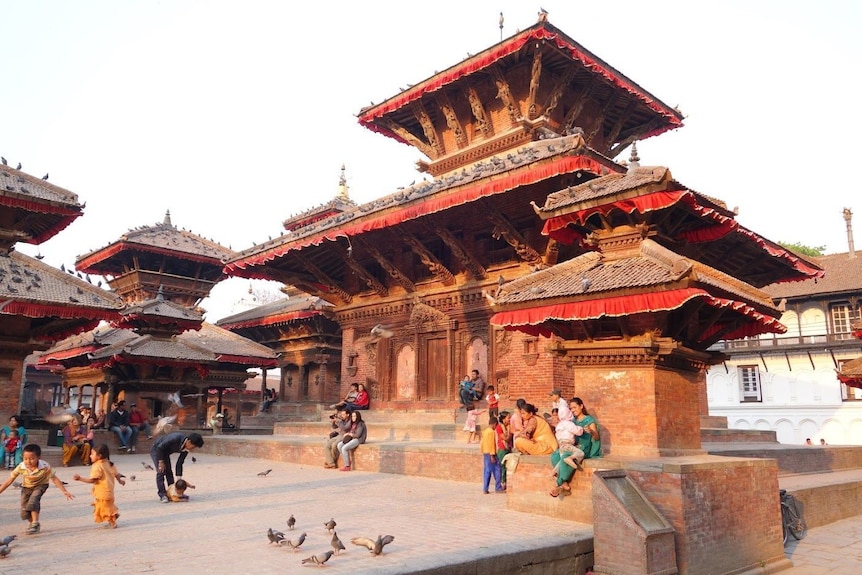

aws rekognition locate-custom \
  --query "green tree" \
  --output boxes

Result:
[778,241,825,257]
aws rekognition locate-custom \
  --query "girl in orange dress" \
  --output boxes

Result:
[73,444,125,528]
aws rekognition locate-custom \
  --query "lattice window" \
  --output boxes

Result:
[830,302,860,340]
[738,365,762,402]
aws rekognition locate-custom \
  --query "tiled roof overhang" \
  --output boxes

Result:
[225,150,608,277]
[490,287,785,342]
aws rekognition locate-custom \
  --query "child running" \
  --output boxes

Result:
[481,415,503,494]
[73,443,125,528]
[0,443,74,534]
[463,407,484,444]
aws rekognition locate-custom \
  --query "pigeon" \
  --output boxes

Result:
[42,173,48,180]
[351,535,395,555]
[154,414,177,436]
[285,532,307,552]
[44,406,77,424]
[287,514,296,530]
[369,324,394,343]
[257,469,272,477]
[141,462,154,470]
[166,391,184,408]
[0,535,15,546]
[324,518,336,533]
[15,163,21,170]
[192,456,197,463]
[581,275,591,292]
[301,550,334,566]
[129,475,136,481]
[267,528,286,545]
[0,157,6,165]
[331,531,346,554]
[0,545,9,558]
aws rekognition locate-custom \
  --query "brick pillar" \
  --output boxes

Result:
[561,336,712,457]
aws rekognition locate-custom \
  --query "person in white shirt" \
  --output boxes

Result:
[549,389,573,424]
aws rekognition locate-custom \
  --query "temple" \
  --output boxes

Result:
[38,212,277,427]
[222,14,827,575]
[0,163,123,415]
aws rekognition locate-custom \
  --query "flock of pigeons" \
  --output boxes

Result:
[267,513,394,567]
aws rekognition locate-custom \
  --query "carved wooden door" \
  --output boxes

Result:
[423,337,449,399]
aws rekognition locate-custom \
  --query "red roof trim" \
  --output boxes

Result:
[0,301,118,322]
[216,354,278,368]
[542,190,824,282]
[38,344,101,363]
[0,196,80,244]
[490,288,785,341]
[219,309,323,330]
[358,26,682,143]
[226,154,606,275]
[77,241,226,273]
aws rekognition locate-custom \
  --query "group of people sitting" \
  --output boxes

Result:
[473,388,602,498]
[458,370,486,409]
[321,382,372,471]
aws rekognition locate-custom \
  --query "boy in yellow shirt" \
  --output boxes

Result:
[0,443,74,534]
[480,415,504,494]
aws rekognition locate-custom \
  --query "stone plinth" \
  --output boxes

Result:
[560,338,712,457]
[597,455,790,575]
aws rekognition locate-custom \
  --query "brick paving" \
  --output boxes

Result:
[2,448,861,574]
[0,451,589,574]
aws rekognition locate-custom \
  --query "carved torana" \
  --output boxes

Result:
[409,300,450,328]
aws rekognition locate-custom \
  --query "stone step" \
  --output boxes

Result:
[701,428,778,443]
[706,442,862,475]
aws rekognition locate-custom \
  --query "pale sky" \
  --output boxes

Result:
[2,1,860,321]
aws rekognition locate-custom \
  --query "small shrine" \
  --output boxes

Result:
[39,212,277,427]
[0,163,123,414]
[217,286,341,404]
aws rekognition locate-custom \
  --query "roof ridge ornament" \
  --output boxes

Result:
[627,142,640,174]
[336,164,350,201]
[163,210,172,227]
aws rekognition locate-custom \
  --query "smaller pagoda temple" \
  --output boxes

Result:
[0,163,124,415]
[39,212,277,427]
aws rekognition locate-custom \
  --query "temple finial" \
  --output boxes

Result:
[627,142,640,173]
[163,210,172,227]
[538,7,548,23]
[156,284,165,301]
[336,164,350,200]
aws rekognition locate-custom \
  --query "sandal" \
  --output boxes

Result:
[549,488,559,498]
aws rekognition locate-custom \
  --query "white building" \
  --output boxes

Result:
[706,217,862,445]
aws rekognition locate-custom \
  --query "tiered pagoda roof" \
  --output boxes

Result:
[490,163,823,349]
[0,163,124,351]
[76,211,236,307]
[358,18,683,175]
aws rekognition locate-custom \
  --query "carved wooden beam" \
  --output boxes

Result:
[562,78,598,134]
[542,66,578,122]
[411,101,444,157]
[401,230,455,285]
[292,253,352,304]
[337,246,388,297]
[586,91,619,145]
[436,92,467,147]
[543,237,560,267]
[422,219,486,279]
[490,65,521,126]
[527,47,543,119]
[605,97,638,147]
[609,117,664,158]
[355,237,415,293]
[480,202,545,269]
[378,118,437,159]
[466,86,493,138]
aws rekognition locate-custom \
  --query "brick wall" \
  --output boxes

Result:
[627,458,787,575]
[494,332,572,406]
[0,358,23,418]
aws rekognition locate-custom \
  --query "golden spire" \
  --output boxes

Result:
[336,164,350,201]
